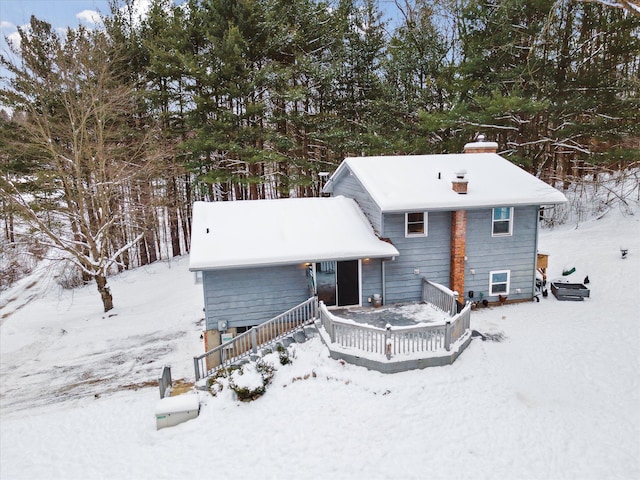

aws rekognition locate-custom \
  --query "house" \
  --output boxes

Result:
[189,138,567,351]
[189,195,399,352]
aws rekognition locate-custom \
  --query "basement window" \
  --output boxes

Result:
[405,212,428,237]
[492,207,513,236]
[489,270,510,296]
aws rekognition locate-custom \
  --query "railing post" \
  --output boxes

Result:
[385,323,392,359]
[445,321,452,351]
[251,327,258,354]
[329,314,335,342]
[452,291,459,316]
[193,357,201,382]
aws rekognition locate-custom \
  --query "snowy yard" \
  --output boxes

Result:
[1,204,639,480]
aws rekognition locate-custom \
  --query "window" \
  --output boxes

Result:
[492,207,513,236]
[489,270,510,296]
[405,212,427,237]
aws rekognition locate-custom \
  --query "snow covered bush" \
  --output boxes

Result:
[206,368,233,397]
[276,344,293,365]
[228,359,275,402]
[206,345,296,401]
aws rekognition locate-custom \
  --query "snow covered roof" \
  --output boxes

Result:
[325,153,568,212]
[189,196,399,271]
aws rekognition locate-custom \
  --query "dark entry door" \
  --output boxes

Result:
[337,260,359,306]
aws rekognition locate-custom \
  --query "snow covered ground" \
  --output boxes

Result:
[1,201,639,480]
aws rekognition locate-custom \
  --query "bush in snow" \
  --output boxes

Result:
[228,359,275,402]
[206,345,296,400]
[206,366,238,397]
[276,344,292,365]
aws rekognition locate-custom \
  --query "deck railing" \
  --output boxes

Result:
[193,297,318,381]
[422,278,459,316]
[319,300,471,359]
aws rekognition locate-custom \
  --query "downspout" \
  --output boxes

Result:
[382,259,386,305]
[532,206,541,298]
[381,257,395,306]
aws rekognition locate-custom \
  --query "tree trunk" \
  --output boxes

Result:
[95,273,113,312]
[182,173,192,253]
[167,175,181,257]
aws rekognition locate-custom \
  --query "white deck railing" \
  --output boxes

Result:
[194,297,318,381]
[422,278,459,316]
[194,280,472,380]
[319,295,471,360]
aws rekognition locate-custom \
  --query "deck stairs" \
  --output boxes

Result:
[193,297,318,382]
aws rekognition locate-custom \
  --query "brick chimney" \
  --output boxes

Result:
[447,138,499,306]
[450,210,466,305]
[463,134,498,154]
[452,170,468,194]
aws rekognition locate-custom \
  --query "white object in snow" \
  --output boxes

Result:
[155,394,200,430]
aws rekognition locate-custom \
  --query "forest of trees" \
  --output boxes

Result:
[1,0,639,311]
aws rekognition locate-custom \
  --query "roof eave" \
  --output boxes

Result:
[379,196,568,213]
[189,250,399,272]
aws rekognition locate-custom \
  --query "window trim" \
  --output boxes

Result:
[405,211,428,237]
[489,270,510,296]
[492,207,514,237]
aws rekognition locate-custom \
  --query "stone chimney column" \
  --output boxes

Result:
[450,210,466,304]
[463,134,499,154]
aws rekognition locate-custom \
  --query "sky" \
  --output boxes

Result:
[0,0,111,40]
[1,171,639,479]
[0,0,112,66]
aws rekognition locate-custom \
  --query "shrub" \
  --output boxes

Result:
[276,344,292,365]
[228,359,275,402]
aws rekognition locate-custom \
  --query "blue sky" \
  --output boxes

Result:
[1,0,111,55]
[1,0,111,32]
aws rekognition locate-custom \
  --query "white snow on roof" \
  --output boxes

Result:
[189,196,399,270]
[463,140,499,151]
[329,153,568,212]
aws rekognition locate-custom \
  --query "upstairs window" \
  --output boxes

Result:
[405,212,427,237]
[492,207,513,236]
[489,270,510,296]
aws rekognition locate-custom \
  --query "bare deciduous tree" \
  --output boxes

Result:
[0,17,158,312]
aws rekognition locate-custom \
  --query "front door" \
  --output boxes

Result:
[337,260,359,306]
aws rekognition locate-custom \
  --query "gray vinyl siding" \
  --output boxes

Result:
[202,264,310,330]
[381,211,451,304]
[330,169,383,234]
[463,206,538,302]
[361,258,383,306]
